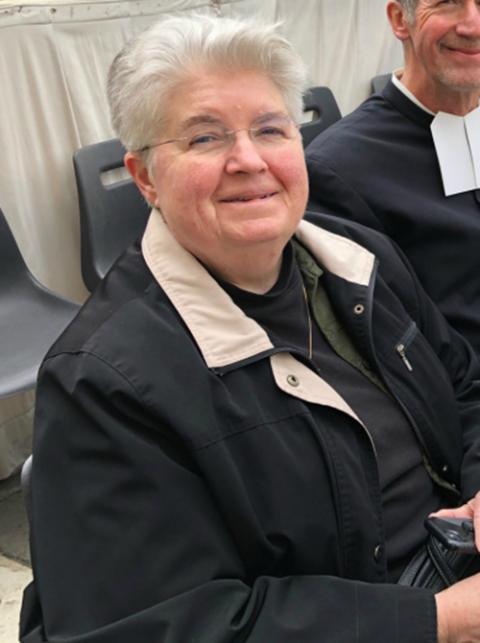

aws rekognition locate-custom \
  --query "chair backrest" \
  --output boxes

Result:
[73,138,151,291]
[0,207,80,398]
[371,73,390,94]
[0,206,29,286]
[300,86,342,148]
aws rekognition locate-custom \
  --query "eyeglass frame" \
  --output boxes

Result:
[134,113,300,155]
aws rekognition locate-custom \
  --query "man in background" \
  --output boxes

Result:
[306,0,480,353]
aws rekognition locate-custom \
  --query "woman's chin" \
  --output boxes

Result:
[222,215,298,248]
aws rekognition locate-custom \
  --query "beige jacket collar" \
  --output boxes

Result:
[142,210,374,424]
[141,209,375,370]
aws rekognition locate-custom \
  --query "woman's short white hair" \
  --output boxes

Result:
[107,14,308,152]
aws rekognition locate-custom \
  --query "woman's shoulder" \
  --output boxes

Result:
[46,242,190,371]
[302,210,422,316]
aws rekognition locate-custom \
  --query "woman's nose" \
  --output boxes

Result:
[224,131,268,174]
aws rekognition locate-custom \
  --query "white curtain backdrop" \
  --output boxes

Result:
[0,0,403,478]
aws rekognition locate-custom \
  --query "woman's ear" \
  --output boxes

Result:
[387,1,412,42]
[124,152,158,207]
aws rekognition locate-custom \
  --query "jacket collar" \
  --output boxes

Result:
[141,209,375,369]
[383,78,434,130]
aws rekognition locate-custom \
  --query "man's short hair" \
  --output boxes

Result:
[397,0,418,22]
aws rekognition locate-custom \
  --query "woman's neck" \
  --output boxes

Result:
[201,244,285,294]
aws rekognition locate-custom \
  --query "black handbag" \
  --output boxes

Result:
[398,534,479,591]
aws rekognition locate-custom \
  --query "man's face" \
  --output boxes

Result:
[393,0,480,106]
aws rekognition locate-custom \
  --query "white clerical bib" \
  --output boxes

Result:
[431,107,480,197]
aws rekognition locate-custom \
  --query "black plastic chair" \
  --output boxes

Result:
[0,208,80,399]
[73,139,151,292]
[300,86,342,148]
[371,73,390,94]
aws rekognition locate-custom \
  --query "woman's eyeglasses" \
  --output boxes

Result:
[136,115,299,155]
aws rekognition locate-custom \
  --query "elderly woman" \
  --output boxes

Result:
[21,15,480,643]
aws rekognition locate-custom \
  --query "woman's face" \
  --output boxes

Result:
[131,68,308,270]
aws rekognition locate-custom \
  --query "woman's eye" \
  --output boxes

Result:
[256,126,286,138]
[189,132,223,147]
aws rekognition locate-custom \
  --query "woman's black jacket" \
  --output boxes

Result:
[20,210,480,643]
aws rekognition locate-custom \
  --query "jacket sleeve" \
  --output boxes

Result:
[23,350,438,643]
[306,152,389,234]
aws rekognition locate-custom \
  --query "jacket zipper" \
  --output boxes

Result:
[395,322,417,372]
[396,345,412,371]
[291,350,372,576]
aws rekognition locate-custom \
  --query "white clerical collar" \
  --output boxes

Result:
[392,69,480,196]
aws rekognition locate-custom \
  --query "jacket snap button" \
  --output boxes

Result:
[286,374,300,387]
[353,304,365,315]
[373,544,383,562]
[442,464,449,473]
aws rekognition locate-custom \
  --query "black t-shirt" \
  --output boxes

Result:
[221,244,443,581]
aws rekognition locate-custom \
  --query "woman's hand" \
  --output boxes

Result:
[436,573,480,642]
[432,490,480,641]
[430,490,480,551]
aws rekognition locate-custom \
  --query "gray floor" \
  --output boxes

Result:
[0,472,30,565]
[0,471,32,643]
